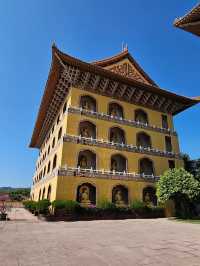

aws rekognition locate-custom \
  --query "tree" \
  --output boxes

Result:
[157,168,200,202]
[157,168,200,218]
[182,153,200,181]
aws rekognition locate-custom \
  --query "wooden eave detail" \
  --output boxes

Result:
[29,45,200,148]
[174,4,200,36]
[92,49,157,86]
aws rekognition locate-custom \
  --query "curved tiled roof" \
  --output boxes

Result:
[29,45,200,148]
[92,49,157,86]
[174,4,200,36]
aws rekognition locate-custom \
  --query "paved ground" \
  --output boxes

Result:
[0,208,200,266]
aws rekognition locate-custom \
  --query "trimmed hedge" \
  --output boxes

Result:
[24,199,164,220]
[52,200,79,212]
[23,199,50,214]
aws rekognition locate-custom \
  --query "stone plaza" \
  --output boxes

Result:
[0,208,200,266]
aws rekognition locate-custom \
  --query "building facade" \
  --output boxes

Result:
[29,45,199,206]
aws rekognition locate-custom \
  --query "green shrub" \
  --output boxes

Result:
[130,200,146,210]
[97,200,116,210]
[23,200,37,211]
[52,200,79,212]
[37,199,50,214]
[157,168,200,203]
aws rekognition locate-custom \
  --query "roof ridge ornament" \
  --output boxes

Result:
[122,42,128,52]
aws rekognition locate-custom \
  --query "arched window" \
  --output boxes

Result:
[110,127,126,144]
[162,115,168,129]
[38,189,41,201]
[111,154,127,172]
[63,102,67,114]
[112,185,128,206]
[76,183,96,205]
[53,154,57,169]
[137,132,151,148]
[165,136,172,152]
[135,109,148,124]
[42,187,45,200]
[143,186,157,206]
[47,161,51,173]
[47,145,50,155]
[79,121,96,139]
[140,158,154,175]
[52,137,55,149]
[57,115,60,125]
[80,95,97,112]
[43,167,46,177]
[108,102,124,118]
[47,185,52,201]
[52,125,55,134]
[58,127,62,140]
[78,150,96,169]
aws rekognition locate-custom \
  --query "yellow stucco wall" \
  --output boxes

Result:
[70,88,175,130]
[61,142,183,176]
[31,86,184,203]
[31,176,58,202]
[55,175,156,205]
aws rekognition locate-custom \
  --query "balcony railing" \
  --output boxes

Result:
[32,166,159,187]
[67,106,177,136]
[58,166,159,182]
[63,134,181,159]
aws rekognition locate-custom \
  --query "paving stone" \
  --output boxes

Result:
[1,208,200,265]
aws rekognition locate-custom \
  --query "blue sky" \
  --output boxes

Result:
[0,0,199,187]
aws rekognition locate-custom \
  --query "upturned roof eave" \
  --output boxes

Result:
[29,45,61,148]
[53,45,199,105]
[174,3,200,29]
[29,44,200,148]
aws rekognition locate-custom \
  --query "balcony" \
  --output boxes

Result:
[58,166,159,182]
[67,106,177,136]
[32,166,159,187]
[63,134,181,159]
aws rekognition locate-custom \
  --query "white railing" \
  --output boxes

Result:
[32,166,159,187]
[63,134,181,159]
[67,106,177,136]
[32,168,59,187]
[58,166,159,181]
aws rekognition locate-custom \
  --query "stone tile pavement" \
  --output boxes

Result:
[0,208,200,266]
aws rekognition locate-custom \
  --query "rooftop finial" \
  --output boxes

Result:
[122,42,128,52]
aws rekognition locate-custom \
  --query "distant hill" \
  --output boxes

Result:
[0,187,30,191]
[0,187,30,200]
[0,187,12,191]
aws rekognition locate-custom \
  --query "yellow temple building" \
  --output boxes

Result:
[29,44,199,206]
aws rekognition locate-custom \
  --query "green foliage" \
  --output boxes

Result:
[52,200,79,212]
[37,199,51,214]
[182,154,200,182]
[97,200,116,210]
[130,200,146,209]
[157,168,200,203]
[0,187,30,201]
[23,200,37,211]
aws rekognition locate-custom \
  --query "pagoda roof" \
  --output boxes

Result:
[29,45,200,148]
[92,48,157,86]
[174,4,200,36]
